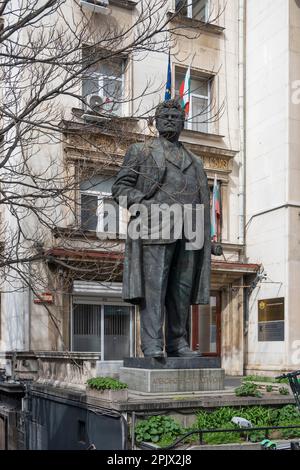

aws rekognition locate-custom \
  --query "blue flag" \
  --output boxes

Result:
[165,51,171,101]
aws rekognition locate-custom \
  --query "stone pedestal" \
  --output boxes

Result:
[124,356,221,369]
[120,358,224,393]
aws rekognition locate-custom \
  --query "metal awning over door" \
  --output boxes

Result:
[211,261,260,290]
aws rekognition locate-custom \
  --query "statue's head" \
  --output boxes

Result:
[155,99,185,140]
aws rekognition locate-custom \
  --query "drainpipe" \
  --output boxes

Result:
[238,0,247,375]
[27,262,32,351]
[238,0,246,248]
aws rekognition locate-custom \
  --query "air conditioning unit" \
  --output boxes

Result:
[88,94,106,113]
[82,94,113,121]
[80,0,110,15]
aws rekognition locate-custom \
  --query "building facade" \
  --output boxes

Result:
[3,0,296,391]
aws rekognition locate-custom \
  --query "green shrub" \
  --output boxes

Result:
[195,406,269,444]
[277,405,300,421]
[280,420,300,439]
[277,406,300,439]
[196,407,239,430]
[266,385,273,393]
[196,405,274,428]
[135,416,183,445]
[278,386,289,395]
[236,406,274,426]
[86,377,128,390]
[235,382,262,398]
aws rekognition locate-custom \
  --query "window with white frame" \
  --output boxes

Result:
[82,53,125,116]
[175,71,211,133]
[175,0,210,22]
[80,174,127,236]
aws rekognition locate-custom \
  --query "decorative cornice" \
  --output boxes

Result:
[185,142,237,174]
[62,121,237,174]
[184,142,238,159]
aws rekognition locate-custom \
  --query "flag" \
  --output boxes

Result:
[211,174,221,241]
[179,65,191,116]
[165,51,172,101]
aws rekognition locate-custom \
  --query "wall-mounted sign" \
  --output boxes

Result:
[258,297,284,342]
[34,292,54,305]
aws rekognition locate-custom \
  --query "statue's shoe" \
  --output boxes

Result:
[167,347,201,358]
[143,350,165,358]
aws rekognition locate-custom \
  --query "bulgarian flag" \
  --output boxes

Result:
[211,174,221,241]
[179,65,191,116]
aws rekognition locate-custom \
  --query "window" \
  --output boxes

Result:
[175,0,209,22]
[82,52,125,116]
[175,71,211,133]
[258,298,285,342]
[72,302,134,359]
[80,174,127,237]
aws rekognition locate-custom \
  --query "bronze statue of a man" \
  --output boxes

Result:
[112,99,211,358]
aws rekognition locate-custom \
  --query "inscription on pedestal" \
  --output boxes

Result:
[120,367,225,393]
[152,375,221,385]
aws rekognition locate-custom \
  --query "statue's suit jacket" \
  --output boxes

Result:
[111,137,211,305]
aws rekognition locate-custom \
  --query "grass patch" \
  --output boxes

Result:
[86,377,128,390]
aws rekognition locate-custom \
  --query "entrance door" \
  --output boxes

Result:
[191,292,221,356]
[104,305,132,360]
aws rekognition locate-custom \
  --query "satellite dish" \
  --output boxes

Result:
[88,94,105,113]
